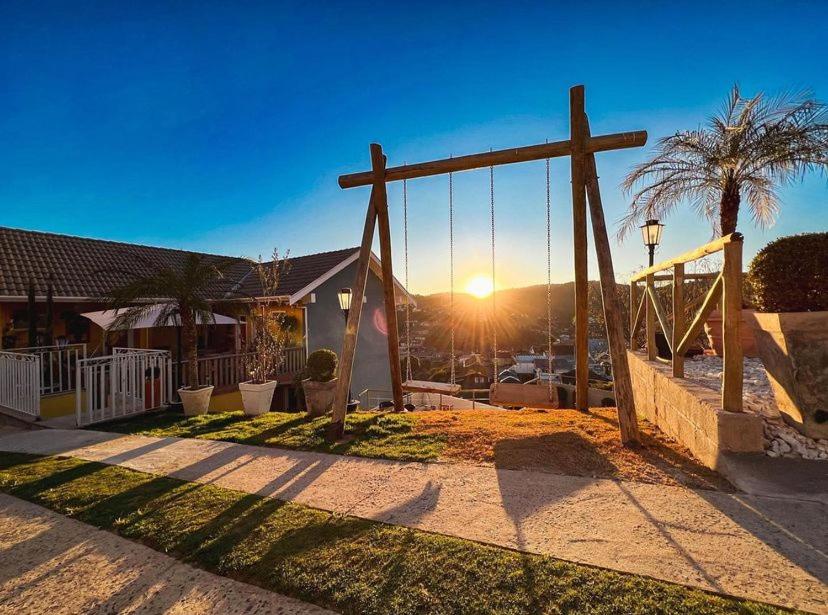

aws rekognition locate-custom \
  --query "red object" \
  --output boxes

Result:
[144,377,162,409]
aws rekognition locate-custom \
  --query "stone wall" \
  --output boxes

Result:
[627,351,763,468]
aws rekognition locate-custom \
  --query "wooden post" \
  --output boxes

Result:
[629,281,639,347]
[570,85,589,412]
[371,143,405,412]
[645,273,657,360]
[584,149,641,446]
[329,186,378,441]
[721,237,743,412]
[672,263,684,378]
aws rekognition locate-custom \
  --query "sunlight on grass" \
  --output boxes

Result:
[0,453,783,615]
[102,410,446,462]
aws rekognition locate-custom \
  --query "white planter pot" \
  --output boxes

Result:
[178,385,214,417]
[239,380,278,416]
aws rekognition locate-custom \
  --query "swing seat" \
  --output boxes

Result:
[402,380,461,395]
[489,383,559,410]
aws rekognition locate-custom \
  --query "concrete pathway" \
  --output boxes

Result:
[0,493,335,615]
[0,429,825,614]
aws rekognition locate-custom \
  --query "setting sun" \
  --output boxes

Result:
[465,274,494,299]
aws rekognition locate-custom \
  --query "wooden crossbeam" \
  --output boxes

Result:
[630,292,647,342]
[676,273,723,356]
[646,284,673,350]
[631,233,742,282]
[338,132,647,189]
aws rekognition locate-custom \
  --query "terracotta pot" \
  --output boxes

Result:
[178,385,214,417]
[302,378,338,417]
[239,380,277,416]
[749,311,828,439]
[704,308,759,357]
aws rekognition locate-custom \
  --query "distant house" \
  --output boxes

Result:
[0,226,410,412]
[459,369,491,390]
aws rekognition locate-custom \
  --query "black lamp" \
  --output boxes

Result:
[640,219,664,266]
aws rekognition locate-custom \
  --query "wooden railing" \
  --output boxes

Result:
[629,233,744,412]
[175,346,306,391]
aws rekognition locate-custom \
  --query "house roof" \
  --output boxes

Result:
[0,226,386,302]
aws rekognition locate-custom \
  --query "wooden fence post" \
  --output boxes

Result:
[630,281,639,347]
[721,237,743,412]
[645,274,657,360]
[570,85,589,412]
[672,263,684,378]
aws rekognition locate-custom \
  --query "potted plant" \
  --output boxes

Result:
[747,233,828,439]
[302,349,338,417]
[238,250,292,416]
[103,253,239,416]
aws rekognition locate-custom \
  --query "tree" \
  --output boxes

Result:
[43,279,54,346]
[103,254,237,390]
[621,86,827,238]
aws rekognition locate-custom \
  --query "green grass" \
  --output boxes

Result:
[0,452,789,615]
[102,409,445,461]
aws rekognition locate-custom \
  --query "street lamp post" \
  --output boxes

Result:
[337,288,357,411]
[640,219,664,267]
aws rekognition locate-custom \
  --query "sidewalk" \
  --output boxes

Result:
[0,428,825,613]
[0,493,335,614]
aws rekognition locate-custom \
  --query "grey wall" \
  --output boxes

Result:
[306,262,392,397]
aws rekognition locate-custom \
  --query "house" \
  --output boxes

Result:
[458,368,491,390]
[0,226,409,420]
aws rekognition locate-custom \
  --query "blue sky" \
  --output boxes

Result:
[2,1,826,293]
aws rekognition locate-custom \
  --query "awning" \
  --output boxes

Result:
[81,303,239,331]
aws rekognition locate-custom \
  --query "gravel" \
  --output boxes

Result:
[684,355,828,460]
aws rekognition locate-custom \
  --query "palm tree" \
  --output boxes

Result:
[103,253,237,390]
[620,86,828,238]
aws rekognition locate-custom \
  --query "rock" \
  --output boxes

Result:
[777,440,791,454]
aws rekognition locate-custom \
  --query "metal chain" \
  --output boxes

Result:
[449,170,456,386]
[546,156,554,398]
[490,164,497,385]
[403,178,412,382]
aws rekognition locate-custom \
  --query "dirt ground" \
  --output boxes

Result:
[415,408,733,491]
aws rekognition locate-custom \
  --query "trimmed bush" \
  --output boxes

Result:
[748,233,828,313]
[305,348,338,382]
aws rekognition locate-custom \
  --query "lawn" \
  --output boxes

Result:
[0,453,784,615]
[101,407,732,491]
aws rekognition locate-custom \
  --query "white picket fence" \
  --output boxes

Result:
[15,343,86,395]
[0,351,41,417]
[76,348,172,426]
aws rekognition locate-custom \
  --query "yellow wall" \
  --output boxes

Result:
[39,392,79,418]
[208,389,244,412]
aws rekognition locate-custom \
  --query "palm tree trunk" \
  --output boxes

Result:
[720,184,741,235]
[181,312,199,389]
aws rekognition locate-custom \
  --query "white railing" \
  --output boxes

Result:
[76,349,172,426]
[16,343,87,396]
[0,351,41,417]
[175,346,306,391]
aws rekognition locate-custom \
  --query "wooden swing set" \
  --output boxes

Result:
[331,85,646,446]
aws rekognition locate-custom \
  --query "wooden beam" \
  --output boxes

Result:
[338,131,648,189]
[646,283,673,349]
[672,263,685,378]
[652,272,718,282]
[721,240,743,412]
[329,185,378,440]
[371,144,405,413]
[676,273,723,356]
[570,85,589,412]
[629,281,639,346]
[630,292,646,343]
[584,142,641,446]
[645,274,657,360]
[630,233,743,282]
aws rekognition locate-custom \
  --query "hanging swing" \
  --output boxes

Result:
[401,174,461,397]
[487,158,559,410]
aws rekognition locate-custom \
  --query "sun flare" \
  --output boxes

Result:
[465,274,494,299]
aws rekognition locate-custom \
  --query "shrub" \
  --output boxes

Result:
[305,349,338,382]
[748,233,828,312]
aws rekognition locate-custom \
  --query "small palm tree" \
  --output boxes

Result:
[620,86,828,238]
[103,253,237,390]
